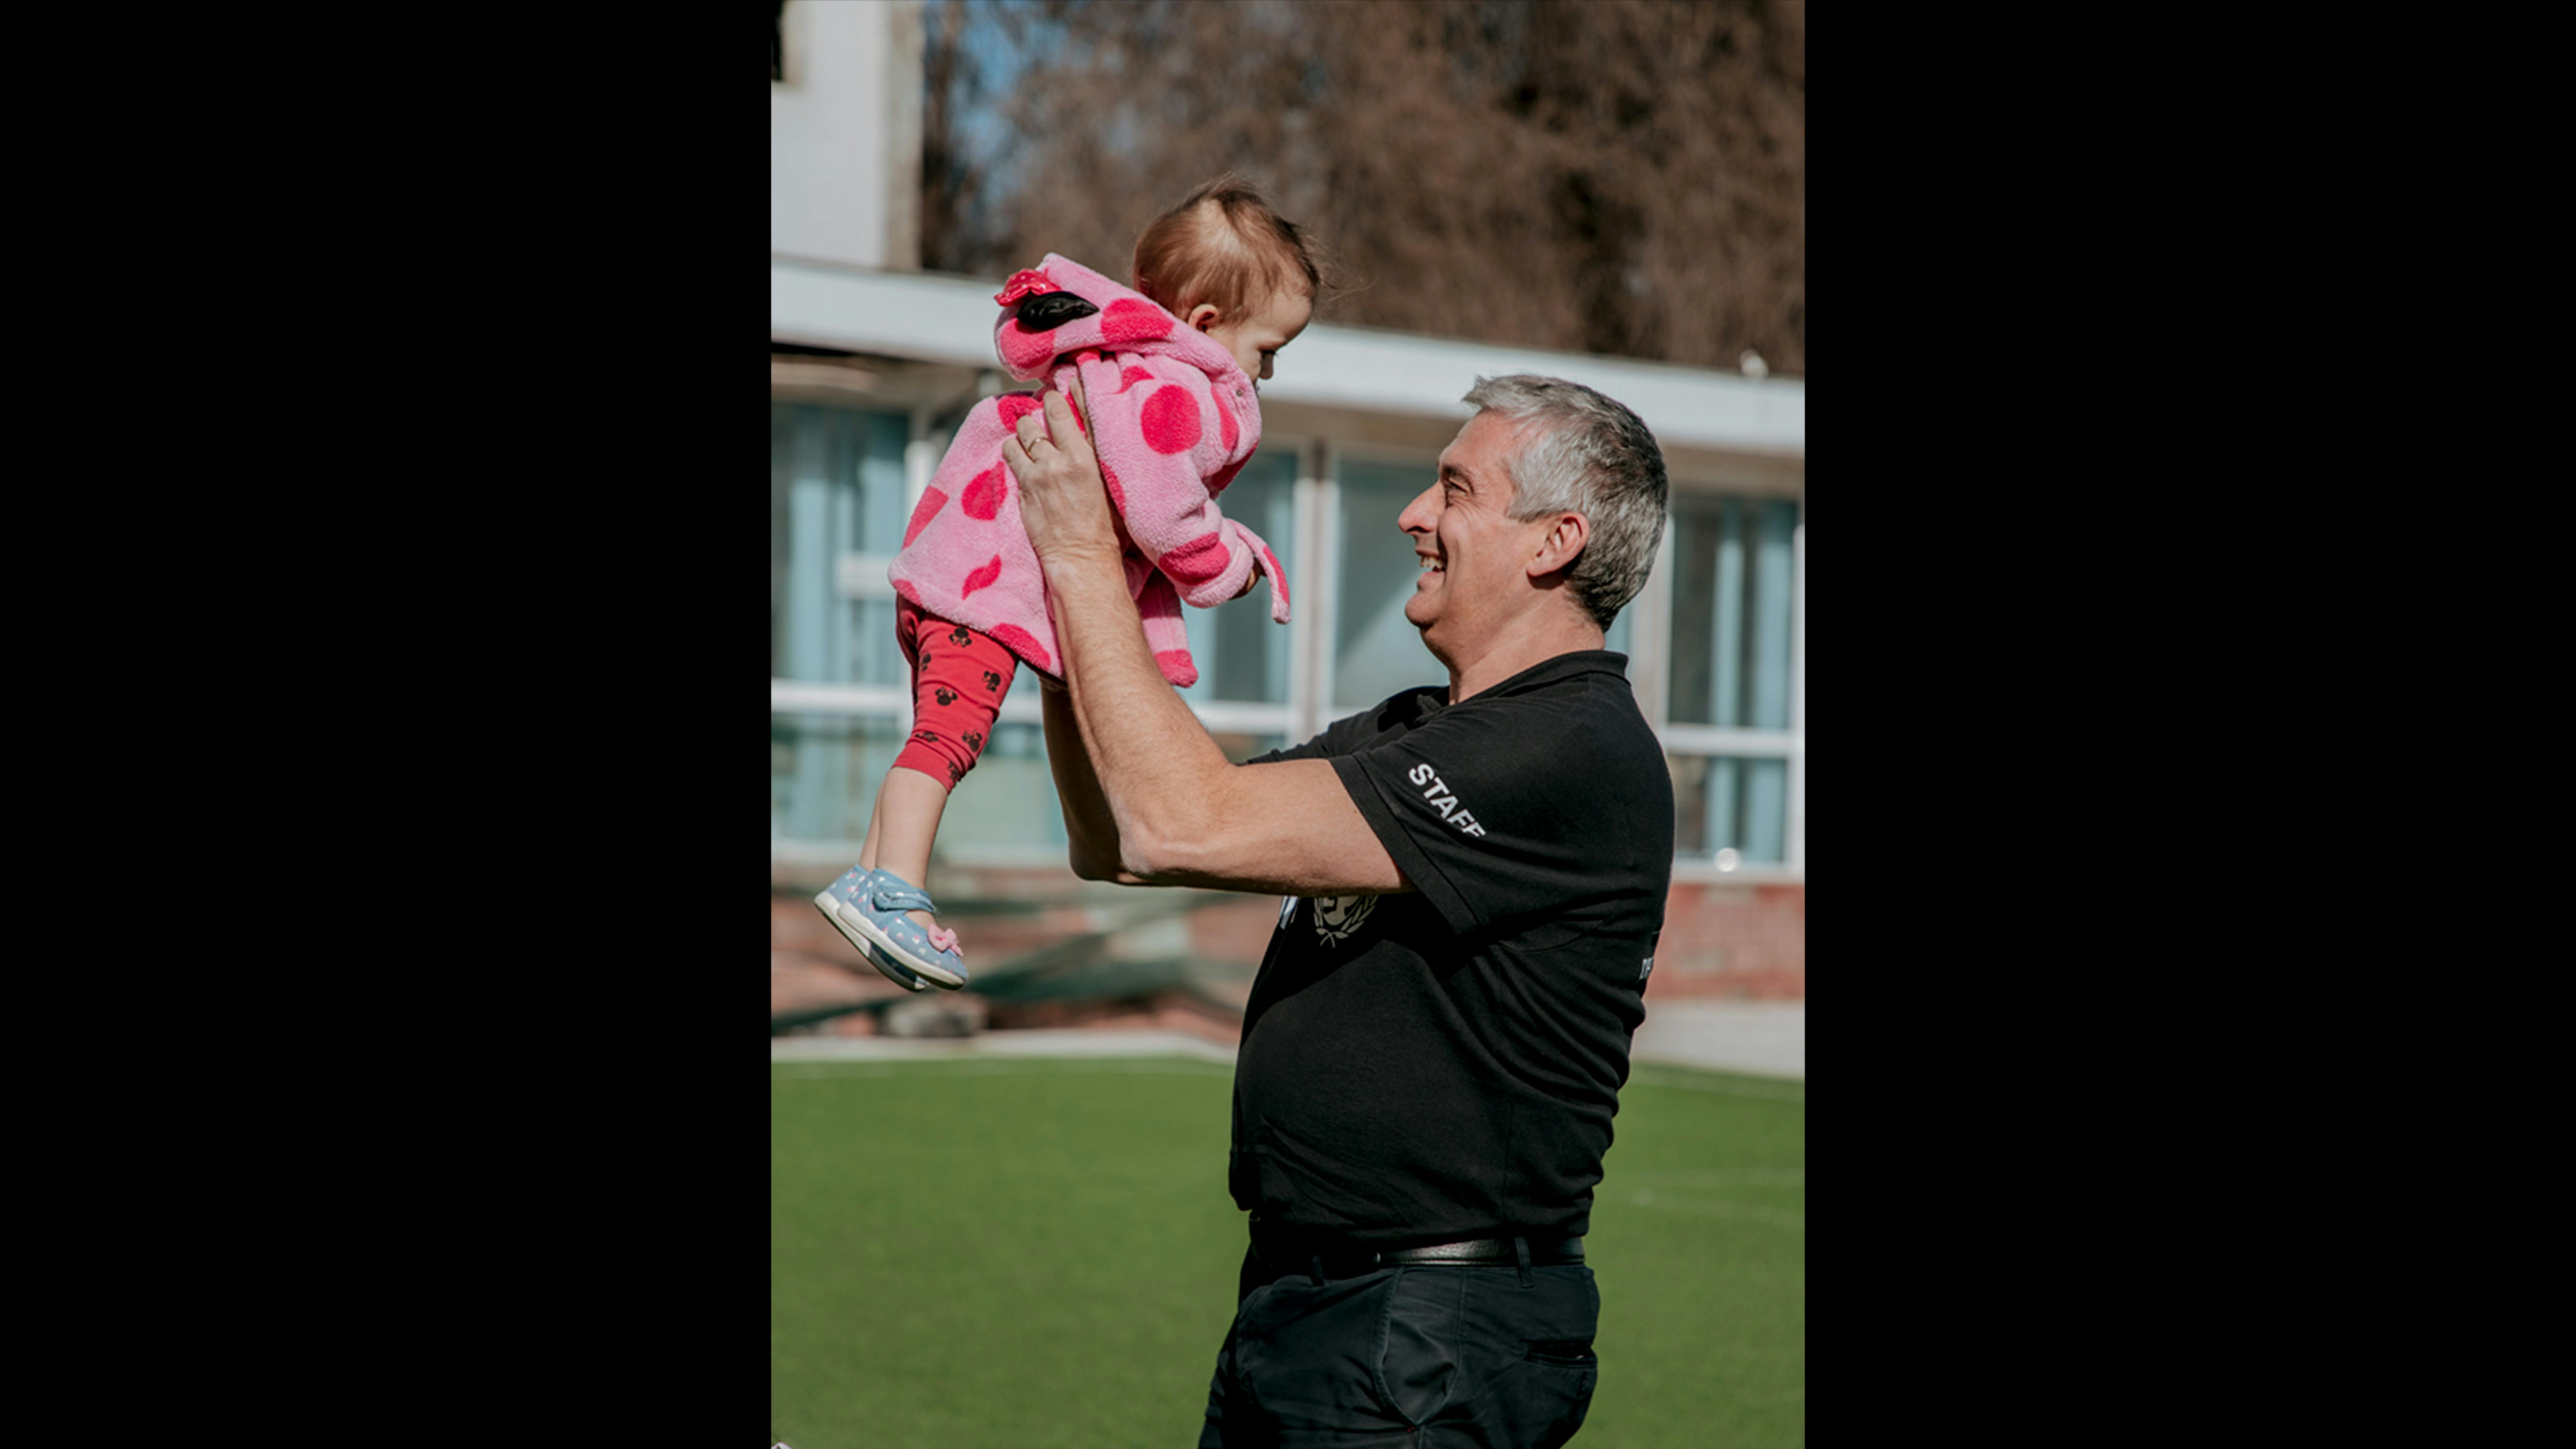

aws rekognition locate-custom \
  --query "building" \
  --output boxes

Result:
[771,1,1803,1035]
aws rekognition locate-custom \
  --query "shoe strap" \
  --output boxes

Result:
[869,881,938,914]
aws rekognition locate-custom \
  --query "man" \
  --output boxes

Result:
[1001,373,1673,1449]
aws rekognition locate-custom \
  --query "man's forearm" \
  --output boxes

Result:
[1039,544,1238,879]
[1039,680,1148,884]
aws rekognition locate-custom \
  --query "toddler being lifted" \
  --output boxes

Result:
[814,175,1318,992]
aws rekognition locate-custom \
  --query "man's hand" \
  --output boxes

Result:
[1001,382,1124,569]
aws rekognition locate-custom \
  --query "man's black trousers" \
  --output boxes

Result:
[1198,1243,1601,1448]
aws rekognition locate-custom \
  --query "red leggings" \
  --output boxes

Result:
[893,597,1019,791]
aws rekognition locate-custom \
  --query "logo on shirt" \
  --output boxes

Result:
[1311,894,1377,945]
[1405,763,1489,838]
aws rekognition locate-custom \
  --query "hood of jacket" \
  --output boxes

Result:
[989,254,1249,390]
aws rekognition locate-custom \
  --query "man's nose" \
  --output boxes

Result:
[1397,486,1438,534]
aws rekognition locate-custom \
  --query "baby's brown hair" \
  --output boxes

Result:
[1131,174,1322,324]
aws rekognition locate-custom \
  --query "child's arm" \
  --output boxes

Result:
[1069,353,1291,623]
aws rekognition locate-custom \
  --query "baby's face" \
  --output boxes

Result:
[1197,287,1314,387]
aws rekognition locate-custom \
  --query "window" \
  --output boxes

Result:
[771,402,908,688]
[1176,450,1298,707]
[771,400,938,858]
[772,713,903,847]
[1663,495,1802,868]
[1331,457,1435,712]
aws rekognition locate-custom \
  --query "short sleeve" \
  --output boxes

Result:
[1246,719,1345,767]
[1328,692,1669,936]
[1248,736,1326,766]
[1244,691,1436,767]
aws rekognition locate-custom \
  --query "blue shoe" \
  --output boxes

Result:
[833,869,968,990]
[813,866,930,993]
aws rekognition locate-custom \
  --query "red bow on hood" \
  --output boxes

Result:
[993,269,1058,306]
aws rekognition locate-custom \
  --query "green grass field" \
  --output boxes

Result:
[772,1055,1802,1448]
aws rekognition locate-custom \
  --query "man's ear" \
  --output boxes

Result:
[1185,303,1223,334]
[1528,513,1590,580]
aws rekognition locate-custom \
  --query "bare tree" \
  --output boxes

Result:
[920,0,1805,376]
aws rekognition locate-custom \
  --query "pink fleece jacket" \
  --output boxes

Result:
[885,254,1291,687]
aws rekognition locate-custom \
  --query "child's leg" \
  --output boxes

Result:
[876,600,1021,926]
[860,765,950,925]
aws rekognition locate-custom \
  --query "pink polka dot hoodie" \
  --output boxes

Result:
[886,253,1292,687]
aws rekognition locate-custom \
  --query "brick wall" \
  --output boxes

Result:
[1646,881,1805,1000]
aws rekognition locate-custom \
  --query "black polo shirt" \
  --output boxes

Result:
[1229,650,1674,1245]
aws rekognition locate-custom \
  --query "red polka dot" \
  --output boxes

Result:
[961,464,1008,521]
[1140,386,1202,454]
[1100,455,1127,514]
[903,487,948,547]
[1155,651,1198,687]
[1116,365,1155,395]
[996,393,1043,429]
[1159,531,1230,586]
[990,624,1053,674]
[1100,299,1170,346]
[959,555,1003,598]
[997,323,1055,373]
[1215,392,1237,455]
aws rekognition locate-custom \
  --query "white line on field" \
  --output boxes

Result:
[772,1058,1233,1080]
[1624,1071,1806,1102]
[770,1030,1236,1065]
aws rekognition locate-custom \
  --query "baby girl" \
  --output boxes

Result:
[814,175,1318,993]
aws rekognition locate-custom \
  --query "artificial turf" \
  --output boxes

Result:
[771,1055,1802,1448]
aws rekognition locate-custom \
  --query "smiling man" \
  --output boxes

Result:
[1002,373,1673,1449]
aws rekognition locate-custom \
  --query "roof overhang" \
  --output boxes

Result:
[772,255,1804,466]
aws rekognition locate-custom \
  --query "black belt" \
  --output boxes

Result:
[1250,1222,1584,1284]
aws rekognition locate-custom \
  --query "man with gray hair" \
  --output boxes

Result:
[1002,372,1672,1449]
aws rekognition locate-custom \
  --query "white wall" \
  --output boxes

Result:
[772,0,922,271]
